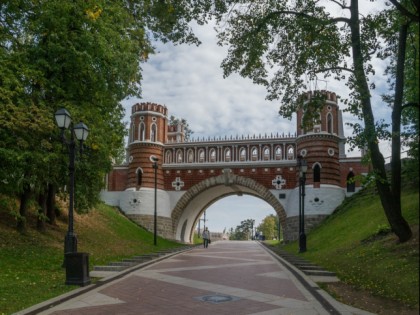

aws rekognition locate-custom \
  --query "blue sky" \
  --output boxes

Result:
[122,3,395,232]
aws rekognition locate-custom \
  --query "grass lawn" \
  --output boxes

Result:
[282,189,419,308]
[0,201,183,314]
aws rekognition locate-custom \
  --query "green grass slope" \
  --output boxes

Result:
[0,201,183,314]
[283,188,419,308]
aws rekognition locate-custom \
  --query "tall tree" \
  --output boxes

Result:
[0,0,210,225]
[257,215,277,241]
[203,0,418,242]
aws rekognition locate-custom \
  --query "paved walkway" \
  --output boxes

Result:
[20,241,374,315]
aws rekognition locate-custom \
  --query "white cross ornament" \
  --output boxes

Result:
[172,177,185,191]
[272,175,286,190]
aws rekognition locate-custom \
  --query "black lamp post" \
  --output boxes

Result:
[297,156,308,253]
[150,155,159,246]
[55,109,89,261]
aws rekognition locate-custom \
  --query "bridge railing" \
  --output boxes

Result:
[163,135,298,166]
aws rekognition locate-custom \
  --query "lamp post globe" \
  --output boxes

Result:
[73,122,89,142]
[54,108,72,130]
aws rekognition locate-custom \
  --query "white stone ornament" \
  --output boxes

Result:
[172,177,185,191]
[272,175,286,190]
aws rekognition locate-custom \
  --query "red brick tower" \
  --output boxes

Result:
[127,103,167,190]
[296,91,343,188]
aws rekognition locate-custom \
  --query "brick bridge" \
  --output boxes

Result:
[101,91,369,242]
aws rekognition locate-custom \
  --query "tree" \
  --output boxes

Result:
[229,218,254,240]
[204,0,418,242]
[257,215,277,241]
[0,0,209,229]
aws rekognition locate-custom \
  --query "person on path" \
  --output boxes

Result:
[202,227,210,248]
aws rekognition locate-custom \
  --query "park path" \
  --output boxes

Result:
[31,241,372,315]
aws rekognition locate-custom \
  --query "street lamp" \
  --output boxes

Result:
[297,156,308,253]
[150,155,159,246]
[55,109,89,258]
[55,108,90,286]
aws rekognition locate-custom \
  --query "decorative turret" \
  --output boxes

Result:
[127,102,167,190]
[167,123,185,143]
[296,90,342,188]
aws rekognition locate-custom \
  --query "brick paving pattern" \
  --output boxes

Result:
[35,241,372,315]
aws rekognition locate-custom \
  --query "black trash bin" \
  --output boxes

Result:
[65,252,91,286]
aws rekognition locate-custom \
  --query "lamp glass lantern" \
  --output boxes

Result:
[55,109,72,130]
[73,122,89,141]
[300,159,308,176]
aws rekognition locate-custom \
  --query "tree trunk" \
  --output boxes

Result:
[37,191,47,232]
[350,0,412,242]
[17,185,31,233]
[46,183,57,225]
[389,22,412,241]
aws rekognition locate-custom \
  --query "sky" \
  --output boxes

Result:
[121,4,394,233]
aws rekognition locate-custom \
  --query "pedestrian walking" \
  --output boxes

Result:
[202,227,211,248]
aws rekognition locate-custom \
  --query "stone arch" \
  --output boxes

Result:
[171,172,287,242]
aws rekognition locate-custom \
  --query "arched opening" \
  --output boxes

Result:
[327,113,333,133]
[210,148,216,162]
[150,123,157,142]
[195,195,279,242]
[239,147,246,161]
[224,148,231,162]
[275,146,282,160]
[139,122,145,141]
[165,151,172,163]
[171,173,287,243]
[313,163,321,183]
[130,123,134,142]
[263,147,270,160]
[287,146,294,160]
[176,149,183,163]
[347,171,355,192]
[251,147,258,161]
[187,149,194,163]
[198,149,205,162]
[136,167,143,188]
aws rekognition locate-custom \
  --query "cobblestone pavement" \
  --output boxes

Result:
[24,241,374,315]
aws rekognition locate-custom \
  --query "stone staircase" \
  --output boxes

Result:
[92,247,192,275]
[262,245,338,281]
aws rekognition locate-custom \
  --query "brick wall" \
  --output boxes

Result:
[297,134,341,186]
[284,214,328,242]
[126,214,174,240]
[163,167,299,191]
[107,168,128,191]
[128,142,164,189]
